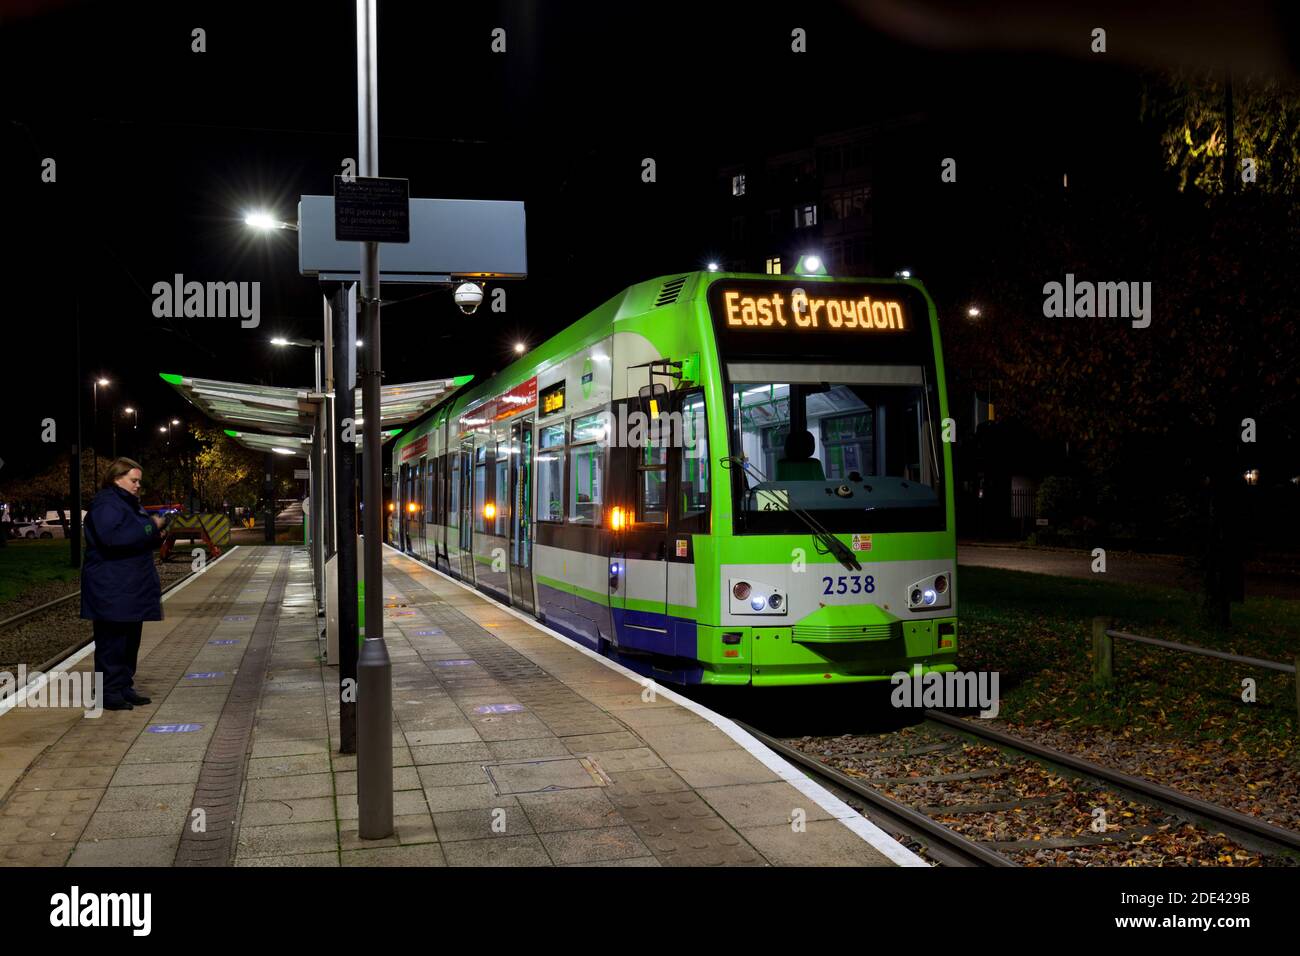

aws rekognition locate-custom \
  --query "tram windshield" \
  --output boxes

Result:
[727,366,944,533]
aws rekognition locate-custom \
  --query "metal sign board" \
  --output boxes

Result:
[298,195,527,283]
[333,176,410,243]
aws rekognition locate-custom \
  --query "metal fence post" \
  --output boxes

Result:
[1092,617,1113,688]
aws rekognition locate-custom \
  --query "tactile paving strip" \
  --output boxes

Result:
[174,550,290,866]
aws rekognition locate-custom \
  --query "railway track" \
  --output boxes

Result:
[0,560,201,680]
[740,713,1300,867]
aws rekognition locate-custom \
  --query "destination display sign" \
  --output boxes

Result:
[717,286,909,335]
[540,380,566,415]
[712,283,910,334]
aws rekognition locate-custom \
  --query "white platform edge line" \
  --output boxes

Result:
[0,545,242,718]
[382,543,928,868]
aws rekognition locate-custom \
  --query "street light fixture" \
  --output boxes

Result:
[270,336,324,392]
[967,305,982,319]
[244,211,299,232]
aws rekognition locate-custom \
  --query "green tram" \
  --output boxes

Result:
[389,271,957,686]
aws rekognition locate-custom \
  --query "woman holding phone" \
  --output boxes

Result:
[81,458,165,710]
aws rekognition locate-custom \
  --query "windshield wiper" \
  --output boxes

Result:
[721,456,861,572]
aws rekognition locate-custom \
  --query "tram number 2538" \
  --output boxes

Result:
[821,574,876,595]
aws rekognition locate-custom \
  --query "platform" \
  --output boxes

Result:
[0,545,917,867]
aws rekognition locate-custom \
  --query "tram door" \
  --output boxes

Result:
[457,437,475,580]
[400,462,413,552]
[509,418,535,613]
[614,402,670,644]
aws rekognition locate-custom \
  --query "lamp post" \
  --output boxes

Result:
[355,0,393,841]
[92,377,109,485]
[271,335,326,610]
[159,419,180,505]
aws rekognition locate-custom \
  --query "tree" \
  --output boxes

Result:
[189,424,262,511]
[1141,70,1300,197]
[940,73,1300,626]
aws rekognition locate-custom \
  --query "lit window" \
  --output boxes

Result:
[794,204,818,229]
[732,173,746,197]
[535,425,565,522]
[765,257,782,275]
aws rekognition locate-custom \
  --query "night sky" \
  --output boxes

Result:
[0,0,1283,479]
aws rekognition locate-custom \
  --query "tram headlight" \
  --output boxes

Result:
[907,572,952,611]
[729,579,787,615]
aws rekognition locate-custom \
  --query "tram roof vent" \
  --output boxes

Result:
[654,275,689,307]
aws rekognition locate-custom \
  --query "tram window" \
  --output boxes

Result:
[473,455,488,533]
[679,393,709,519]
[568,442,604,525]
[636,438,668,525]
[448,453,460,529]
[571,413,604,443]
[494,442,508,536]
[435,456,445,525]
[536,425,565,522]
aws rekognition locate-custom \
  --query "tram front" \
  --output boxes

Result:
[704,275,958,686]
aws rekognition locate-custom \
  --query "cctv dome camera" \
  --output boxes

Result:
[454,282,484,315]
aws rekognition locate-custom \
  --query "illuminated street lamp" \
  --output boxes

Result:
[270,336,324,392]
[967,305,982,319]
[92,377,110,484]
[514,342,526,355]
[244,210,299,232]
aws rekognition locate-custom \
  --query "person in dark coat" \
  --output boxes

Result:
[82,457,165,710]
